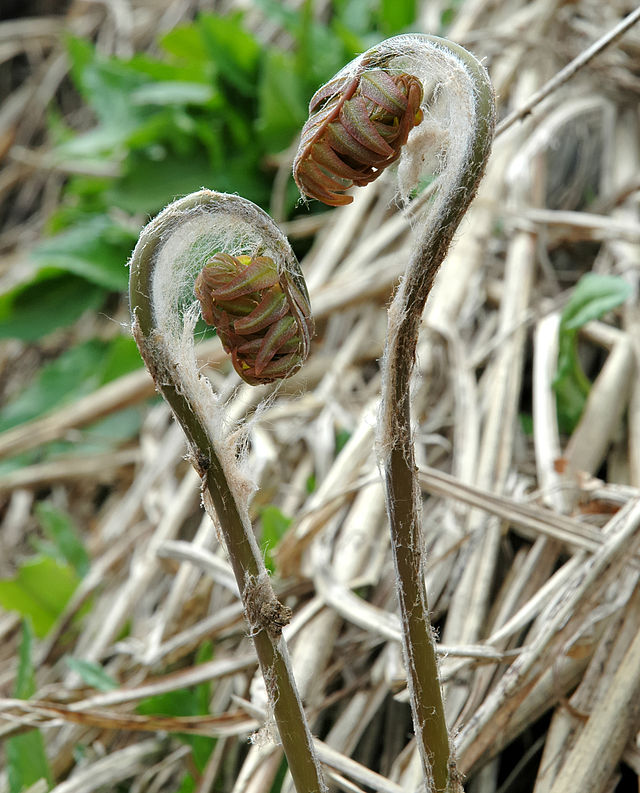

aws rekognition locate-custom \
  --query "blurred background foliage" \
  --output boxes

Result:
[0,0,438,472]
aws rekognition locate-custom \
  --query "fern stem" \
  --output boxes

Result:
[129,190,325,793]
[377,36,495,791]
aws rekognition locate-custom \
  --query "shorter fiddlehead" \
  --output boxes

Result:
[129,190,324,793]
[194,251,311,385]
[293,34,495,793]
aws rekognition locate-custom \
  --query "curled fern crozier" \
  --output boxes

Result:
[195,252,313,385]
[293,69,424,206]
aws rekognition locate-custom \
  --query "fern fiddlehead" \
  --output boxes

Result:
[194,251,312,385]
[294,34,495,792]
[294,68,424,205]
[129,190,324,793]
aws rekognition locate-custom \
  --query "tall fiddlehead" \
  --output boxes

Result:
[128,190,323,793]
[294,35,495,791]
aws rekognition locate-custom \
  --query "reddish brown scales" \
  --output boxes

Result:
[293,69,424,206]
[194,253,312,385]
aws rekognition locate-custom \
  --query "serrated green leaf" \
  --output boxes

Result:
[0,557,79,638]
[260,506,292,574]
[35,504,90,578]
[65,658,118,691]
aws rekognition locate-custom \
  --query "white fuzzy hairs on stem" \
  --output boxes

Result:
[313,33,480,214]
[356,34,495,792]
[129,189,303,502]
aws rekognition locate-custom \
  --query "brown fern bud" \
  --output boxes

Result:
[194,252,313,385]
[293,69,424,206]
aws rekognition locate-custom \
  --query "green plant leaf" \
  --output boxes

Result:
[98,335,145,384]
[0,338,141,434]
[560,273,632,331]
[177,775,196,793]
[108,150,268,214]
[8,622,53,793]
[198,13,261,96]
[554,273,632,433]
[35,504,90,578]
[0,273,105,341]
[16,620,36,698]
[335,428,352,454]
[160,24,210,64]
[0,557,79,638]
[260,506,292,574]
[31,215,136,291]
[380,0,416,33]
[66,35,150,132]
[257,50,308,152]
[137,687,215,772]
[130,81,215,106]
[65,658,118,691]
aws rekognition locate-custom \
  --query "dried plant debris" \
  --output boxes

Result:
[1,1,640,792]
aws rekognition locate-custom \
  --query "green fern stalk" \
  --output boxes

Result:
[129,190,324,793]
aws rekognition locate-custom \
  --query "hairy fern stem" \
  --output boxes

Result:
[129,190,325,793]
[378,37,495,791]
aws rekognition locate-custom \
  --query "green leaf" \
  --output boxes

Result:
[0,340,110,433]
[335,429,352,454]
[160,24,210,64]
[554,274,631,433]
[8,623,53,793]
[130,81,215,106]
[257,51,308,152]
[0,273,105,341]
[66,35,150,131]
[108,150,268,214]
[0,336,142,434]
[65,658,118,691]
[198,13,261,96]
[380,0,416,34]
[269,756,289,793]
[98,335,144,384]
[137,687,215,772]
[260,506,292,574]
[559,273,632,331]
[35,504,90,578]
[31,215,136,291]
[15,620,36,699]
[7,733,52,793]
[333,0,376,36]
[177,775,196,793]
[0,557,79,638]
